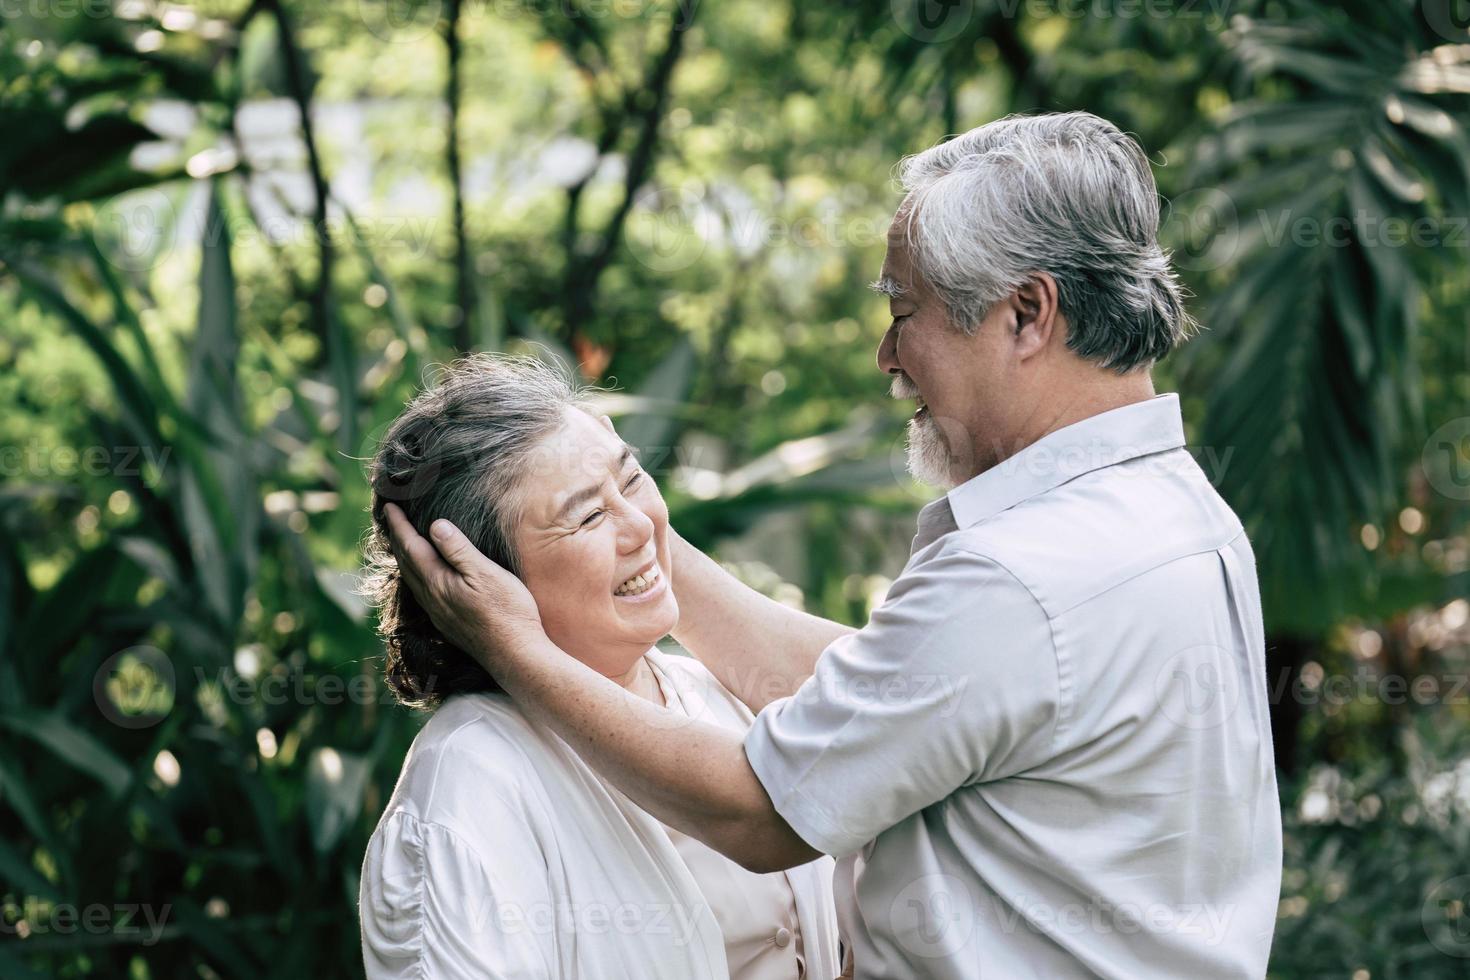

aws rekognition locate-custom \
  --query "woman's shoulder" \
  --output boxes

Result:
[412,692,540,770]
[378,693,552,837]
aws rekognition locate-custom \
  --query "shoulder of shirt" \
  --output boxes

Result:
[376,693,548,834]
[643,649,754,729]
[645,646,713,683]
[933,451,1245,619]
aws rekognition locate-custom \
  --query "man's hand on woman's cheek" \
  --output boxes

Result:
[382,502,546,671]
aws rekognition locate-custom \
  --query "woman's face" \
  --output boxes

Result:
[511,408,678,677]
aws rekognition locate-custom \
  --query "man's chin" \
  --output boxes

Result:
[905,415,961,489]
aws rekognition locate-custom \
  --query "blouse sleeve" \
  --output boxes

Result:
[360,809,556,979]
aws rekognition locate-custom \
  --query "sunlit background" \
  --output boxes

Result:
[2,0,1469,976]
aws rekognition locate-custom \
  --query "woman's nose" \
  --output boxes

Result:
[617,500,657,552]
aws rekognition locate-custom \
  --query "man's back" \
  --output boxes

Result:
[746,395,1283,978]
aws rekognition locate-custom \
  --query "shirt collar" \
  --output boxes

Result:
[943,393,1187,530]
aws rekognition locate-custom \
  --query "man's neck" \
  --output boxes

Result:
[971,371,1157,479]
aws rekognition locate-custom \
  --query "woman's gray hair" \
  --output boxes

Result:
[897,111,1196,372]
[361,352,587,709]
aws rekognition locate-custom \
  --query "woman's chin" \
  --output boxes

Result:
[612,580,679,641]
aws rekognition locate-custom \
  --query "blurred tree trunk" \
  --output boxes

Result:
[1267,632,1313,778]
[264,0,355,448]
[263,0,332,353]
[444,0,473,354]
[559,7,694,346]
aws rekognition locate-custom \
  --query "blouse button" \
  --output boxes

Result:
[774,926,792,949]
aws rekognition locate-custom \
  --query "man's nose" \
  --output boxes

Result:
[876,322,901,375]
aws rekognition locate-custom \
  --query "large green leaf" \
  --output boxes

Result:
[176,182,258,631]
[304,747,371,858]
[0,711,133,799]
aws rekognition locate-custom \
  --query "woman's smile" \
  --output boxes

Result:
[613,559,664,599]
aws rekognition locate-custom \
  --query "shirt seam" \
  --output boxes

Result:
[941,546,1069,768]
[1048,529,1243,617]
[416,708,493,818]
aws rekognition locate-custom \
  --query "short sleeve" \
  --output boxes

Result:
[743,546,1060,857]
[360,809,556,978]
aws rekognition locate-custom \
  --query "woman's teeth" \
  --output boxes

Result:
[614,564,661,597]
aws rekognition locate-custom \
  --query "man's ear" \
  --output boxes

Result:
[1013,273,1061,360]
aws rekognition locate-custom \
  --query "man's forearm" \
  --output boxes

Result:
[669,530,854,712]
[494,631,820,874]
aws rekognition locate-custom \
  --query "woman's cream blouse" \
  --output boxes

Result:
[359,649,840,980]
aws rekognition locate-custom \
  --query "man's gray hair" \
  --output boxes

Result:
[897,111,1196,371]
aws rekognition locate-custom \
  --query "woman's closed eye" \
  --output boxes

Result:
[576,473,644,528]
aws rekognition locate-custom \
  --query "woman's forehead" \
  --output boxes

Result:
[520,411,626,510]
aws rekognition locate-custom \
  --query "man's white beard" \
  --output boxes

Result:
[905,411,959,489]
[891,371,964,488]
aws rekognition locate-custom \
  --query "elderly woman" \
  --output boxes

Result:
[358,354,840,979]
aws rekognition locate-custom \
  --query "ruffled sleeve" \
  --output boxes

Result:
[360,809,556,979]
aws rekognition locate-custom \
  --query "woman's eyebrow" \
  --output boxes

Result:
[551,447,634,523]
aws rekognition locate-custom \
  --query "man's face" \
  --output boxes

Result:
[875,212,1015,486]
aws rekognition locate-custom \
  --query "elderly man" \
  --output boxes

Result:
[385,111,1283,977]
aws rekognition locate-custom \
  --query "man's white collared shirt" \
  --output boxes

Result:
[745,394,1283,978]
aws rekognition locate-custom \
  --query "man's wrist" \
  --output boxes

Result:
[468,622,555,681]
[668,529,701,642]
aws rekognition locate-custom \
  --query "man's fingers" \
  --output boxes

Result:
[384,502,454,590]
[428,519,494,579]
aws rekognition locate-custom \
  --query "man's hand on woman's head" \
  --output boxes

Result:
[382,502,546,674]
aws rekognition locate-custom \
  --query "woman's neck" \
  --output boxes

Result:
[609,652,664,706]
